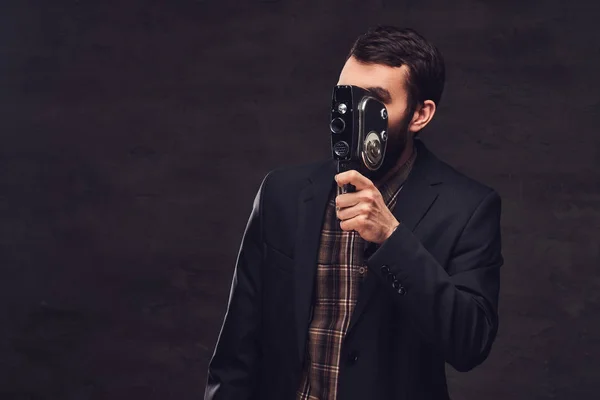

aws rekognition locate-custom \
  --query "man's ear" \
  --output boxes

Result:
[408,100,436,133]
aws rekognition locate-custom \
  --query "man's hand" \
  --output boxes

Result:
[335,170,400,244]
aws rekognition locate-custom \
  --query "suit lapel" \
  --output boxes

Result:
[293,159,337,363]
[291,139,443,360]
[345,139,443,335]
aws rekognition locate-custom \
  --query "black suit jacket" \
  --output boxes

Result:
[204,138,503,400]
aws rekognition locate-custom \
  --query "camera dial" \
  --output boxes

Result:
[363,131,383,169]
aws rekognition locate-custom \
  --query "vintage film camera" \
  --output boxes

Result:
[329,85,389,194]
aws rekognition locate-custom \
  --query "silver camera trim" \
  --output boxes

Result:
[357,96,387,171]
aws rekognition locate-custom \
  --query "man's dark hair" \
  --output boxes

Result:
[347,25,446,118]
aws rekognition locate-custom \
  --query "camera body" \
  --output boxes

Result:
[330,85,389,193]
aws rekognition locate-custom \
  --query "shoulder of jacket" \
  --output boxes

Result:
[434,156,499,206]
[265,159,329,187]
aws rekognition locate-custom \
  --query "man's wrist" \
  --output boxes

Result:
[385,221,400,241]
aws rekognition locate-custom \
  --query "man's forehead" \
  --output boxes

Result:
[337,57,409,95]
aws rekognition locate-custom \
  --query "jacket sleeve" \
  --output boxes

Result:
[204,172,271,400]
[366,189,503,372]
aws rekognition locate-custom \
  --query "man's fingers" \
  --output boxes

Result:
[337,203,368,221]
[335,192,359,209]
[339,213,367,232]
[335,170,373,191]
[336,188,378,209]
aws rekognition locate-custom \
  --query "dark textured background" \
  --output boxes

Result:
[1,0,599,399]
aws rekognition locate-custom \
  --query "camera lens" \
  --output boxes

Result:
[330,117,345,134]
[363,132,383,168]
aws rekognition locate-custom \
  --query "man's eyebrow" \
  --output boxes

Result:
[366,86,392,103]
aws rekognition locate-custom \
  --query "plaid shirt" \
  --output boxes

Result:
[296,149,418,400]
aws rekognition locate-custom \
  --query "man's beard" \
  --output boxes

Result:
[367,110,412,184]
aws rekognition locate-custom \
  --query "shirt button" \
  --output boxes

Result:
[358,266,366,275]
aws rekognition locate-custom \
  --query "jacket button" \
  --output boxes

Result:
[398,286,406,295]
[392,280,401,289]
[381,265,390,274]
[347,350,359,365]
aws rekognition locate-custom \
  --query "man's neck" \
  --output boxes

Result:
[374,139,415,187]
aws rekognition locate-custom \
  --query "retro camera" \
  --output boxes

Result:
[330,85,389,193]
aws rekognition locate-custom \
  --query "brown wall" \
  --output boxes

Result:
[1,0,599,398]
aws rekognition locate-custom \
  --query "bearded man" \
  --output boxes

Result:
[204,25,503,400]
